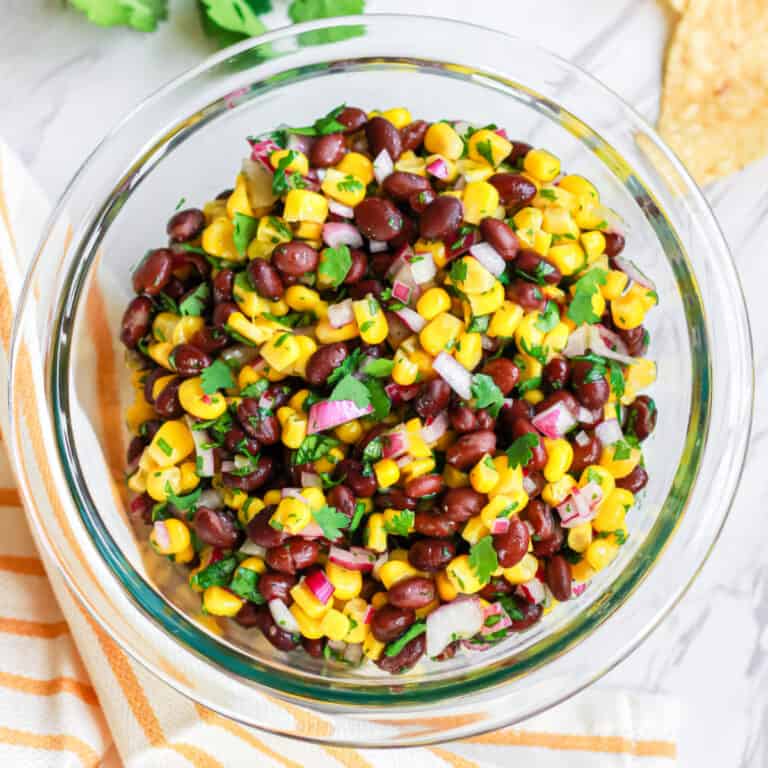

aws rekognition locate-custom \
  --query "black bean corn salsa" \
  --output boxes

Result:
[122,105,658,673]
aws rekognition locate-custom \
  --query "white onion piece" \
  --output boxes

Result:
[433,352,472,401]
[574,430,590,448]
[394,307,426,333]
[328,199,355,218]
[517,578,546,605]
[238,540,267,557]
[613,255,655,291]
[469,242,505,277]
[453,120,475,137]
[315,168,327,181]
[185,416,215,477]
[421,411,449,445]
[301,472,322,488]
[198,489,223,509]
[595,418,623,446]
[152,521,170,550]
[328,298,355,328]
[562,325,590,357]
[557,482,603,528]
[410,251,437,284]
[481,334,495,351]
[532,401,577,438]
[343,643,363,665]
[297,521,325,539]
[373,149,394,184]
[329,545,376,572]
[368,239,388,253]
[588,326,637,365]
[269,599,300,633]
[386,251,409,279]
[426,598,484,658]
[323,222,363,249]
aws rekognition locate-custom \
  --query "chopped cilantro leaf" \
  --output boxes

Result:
[505,433,539,468]
[287,104,348,136]
[567,269,607,325]
[200,359,235,394]
[329,374,371,409]
[156,437,173,457]
[539,188,557,201]
[470,373,504,417]
[475,139,495,166]
[326,347,362,387]
[364,377,391,421]
[233,212,258,256]
[166,486,201,513]
[337,175,363,192]
[189,556,237,591]
[384,509,415,536]
[349,501,366,532]
[449,258,468,284]
[229,566,265,604]
[362,358,394,378]
[312,505,349,540]
[608,359,625,399]
[535,301,560,333]
[468,535,498,584]
[319,244,352,288]
[240,379,270,398]
[293,434,339,465]
[384,621,426,657]
[179,283,210,317]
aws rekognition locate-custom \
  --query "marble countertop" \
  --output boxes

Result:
[2,0,766,764]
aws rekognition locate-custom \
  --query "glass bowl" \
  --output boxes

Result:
[9,15,753,746]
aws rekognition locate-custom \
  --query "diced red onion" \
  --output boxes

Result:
[305,570,335,604]
[152,521,170,551]
[496,127,509,139]
[269,599,300,633]
[531,400,577,438]
[433,352,472,401]
[307,399,373,434]
[557,482,603,528]
[301,472,322,488]
[220,460,236,473]
[248,140,281,169]
[517,578,546,605]
[391,280,412,304]
[481,602,513,635]
[323,222,363,249]
[590,325,637,365]
[328,299,355,328]
[368,239,388,253]
[286,133,315,155]
[327,639,346,653]
[574,430,590,447]
[372,552,389,579]
[421,411,449,445]
[522,474,538,495]
[426,157,449,180]
[410,251,437,284]
[572,581,588,597]
[395,455,412,469]
[595,418,623,446]
[185,416,215,477]
[328,199,354,219]
[613,255,655,291]
[386,244,413,278]
[329,546,376,572]
[463,639,492,652]
[381,428,408,459]
[373,149,394,185]
[469,242,505,277]
[426,598,484,658]
[302,170,322,192]
[594,324,629,356]
[490,517,510,534]
[363,605,374,625]
[238,540,267,557]
[394,307,426,333]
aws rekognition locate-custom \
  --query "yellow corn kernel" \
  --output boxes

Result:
[514,311,546,357]
[315,317,359,344]
[488,300,524,338]
[461,515,490,545]
[271,497,311,535]
[416,287,451,321]
[333,419,362,444]
[599,442,642,479]
[470,454,500,494]
[226,173,254,219]
[284,285,320,313]
[290,603,324,639]
[457,157,495,182]
[365,513,387,553]
[601,269,629,301]
[171,543,195,564]
[480,494,521,528]
[430,572,457,606]
[290,335,316,380]
[542,208,580,242]
[391,352,418,386]
[373,458,400,490]
[548,242,585,277]
[293,220,323,241]
[516,354,543,385]
[260,332,300,372]
[202,216,241,262]
[320,609,350,642]
[524,148,561,182]
[542,474,577,506]
[542,438,574,483]
[571,557,595,582]
[353,296,388,345]
[237,497,265,527]
[443,465,469,488]
[446,554,486,593]
[255,214,292,249]
[152,312,179,344]
[579,465,616,505]
[237,365,262,393]
[147,420,195,468]
[127,470,147,493]
[326,561,363,601]
[532,229,553,256]
[291,581,331,619]
[283,189,328,223]
[146,341,173,370]
[179,461,200,493]
[381,107,411,129]
[223,486,247,510]
[269,148,309,176]
[378,559,421,590]
[414,238,447,268]
[146,467,181,502]
[401,458,436,480]
[593,488,633,532]
[178,377,228,420]
[581,230,606,261]
[336,152,374,185]
[575,199,610,230]
[534,185,578,214]
[624,358,656,393]
[313,445,345,474]
[567,522,593,553]
[239,556,267,576]
[453,331,482,371]
[321,168,367,207]
[513,207,544,244]
[284,390,307,413]
[371,591,388,609]
[203,198,228,223]
[149,518,190,555]
[466,280,505,317]
[468,128,512,167]
[171,316,205,347]
[424,121,464,160]
[611,294,644,330]
[381,508,416,539]
[503,553,539,584]
[419,312,464,356]
[559,175,599,201]
[586,538,619,571]
[226,311,283,345]
[343,599,370,643]
[263,489,282,507]
[523,389,544,405]
[203,586,244,617]
[363,631,386,661]
[544,322,570,357]
[300,487,325,512]
[462,181,500,225]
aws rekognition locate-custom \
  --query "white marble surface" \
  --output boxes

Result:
[1,0,767,764]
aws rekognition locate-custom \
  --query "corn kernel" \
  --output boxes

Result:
[586,539,619,571]
[466,280,505,316]
[227,173,256,218]
[446,554,486,593]
[284,285,321,313]
[291,581,331,619]
[238,497,265,527]
[581,230,606,261]
[202,216,241,262]
[365,513,387,553]
[468,128,512,167]
[179,461,200,493]
[542,475,577,506]
[203,586,244,617]
[414,238,447,268]
[353,296,388,345]
[559,175,599,200]
[488,300,524,338]
[480,494,522,528]
[523,149,561,182]
[548,242,586,277]
[599,442,642,479]
[326,561,363,600]
[457,158,495,182]
[336,152,374,185]
[373,458,400,489]
[171,316,205,346]
[542,438,574,483]
[260,332,300,372]
[381,107,412,129]
[378,559,422,590]
[315,317,359,344]
[283,189,328,223]
[290,603,324,639]
[424,122,464,160]
[150,518,190,555]
[503,553,539,584]
[147,419,195,468]
[461,515,490,545]
[146,466,182,502]
[462,181,500,225]
[542,206,580,239]
[419,312,464,356]
[443,465,470,488]
[470,454,500,494]
[321,168,366,207]
[567,522,593,553]
[454,331,483,371]
[579,465,616,505]
[363,631,386,660]
[178,377,228,420]
[335,419,363,444]
[416,287,451,320]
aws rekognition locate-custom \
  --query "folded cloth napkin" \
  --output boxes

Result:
[0,139,679,768]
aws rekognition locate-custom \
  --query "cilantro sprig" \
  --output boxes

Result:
[505,433,539,468]
[319,245,352,288]
[567,268,607,325]
[200,359,235,394]
[312,505,349,540]
[468,535,498,584]
[470,374,504,417]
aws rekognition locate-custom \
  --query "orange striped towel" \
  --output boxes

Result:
[0,139,679,767]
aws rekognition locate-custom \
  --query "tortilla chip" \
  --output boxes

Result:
[658,0,768,185]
